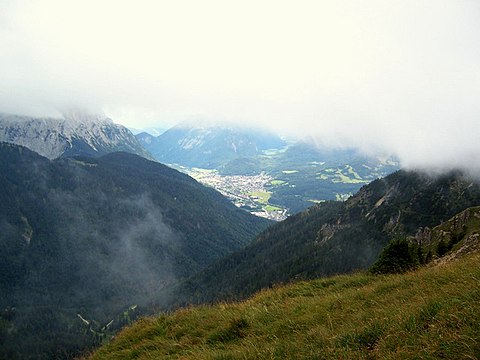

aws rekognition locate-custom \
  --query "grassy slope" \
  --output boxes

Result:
[89,254,480,360]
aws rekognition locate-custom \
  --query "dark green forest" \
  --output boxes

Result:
[169,170,480,307]
[2,141,479,359]
[0,143,270,359]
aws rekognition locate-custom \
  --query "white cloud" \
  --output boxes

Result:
[1,0,480,173]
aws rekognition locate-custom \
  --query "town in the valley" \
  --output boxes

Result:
[180,167,288,221]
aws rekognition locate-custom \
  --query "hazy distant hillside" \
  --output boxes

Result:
[135,131,157,147]
[170,170,480,305]
[137,123,286,168]
[265,142,399,212]
[0,112,153,160]
[128,127,167,136]
[139,123,398,217]
[185,141,398,220]
[0,143,270,359]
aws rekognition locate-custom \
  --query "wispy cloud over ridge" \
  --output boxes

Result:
[1,0,479,173]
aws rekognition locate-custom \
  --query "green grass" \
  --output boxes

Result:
[317,166,367,184]
[248,191,271,204]
[264,205,282,212]
[345,164,363,180]
[89,254,480,360]
[332,169,367,184]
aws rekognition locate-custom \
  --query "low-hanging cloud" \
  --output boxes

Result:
[45,184,180,312]
[1,0,480,173]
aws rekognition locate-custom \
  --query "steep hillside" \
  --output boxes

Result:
[89,252,480,360]
[0,143,270,360]
[0,112,153,160]
[170,170,480,305]
[413,205,480,262]
[368,205,480,276]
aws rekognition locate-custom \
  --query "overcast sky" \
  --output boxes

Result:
[1,0,480,172]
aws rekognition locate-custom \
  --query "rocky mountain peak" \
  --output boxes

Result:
[0,112,153,160]
[61,110,113,125]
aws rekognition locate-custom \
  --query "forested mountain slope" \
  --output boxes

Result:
[0,142,270,359]
[170,170,480,305]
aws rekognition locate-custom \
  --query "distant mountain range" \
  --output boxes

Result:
[128,126,168,136]
[0,143,270,359]
[1,113,479,360]
[0,112,153,160]
[137,123,399,214]
[169,169,480,306]
[136,123,286,168]
[5,113,478,358]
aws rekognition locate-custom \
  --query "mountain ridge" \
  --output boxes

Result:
[137,123,286,168]
[167,169,480,307]
[0,112,153,160]
[0,142,271,359]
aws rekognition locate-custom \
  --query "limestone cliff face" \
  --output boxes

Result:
[411,206,480,261]
[0,112,153,160]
